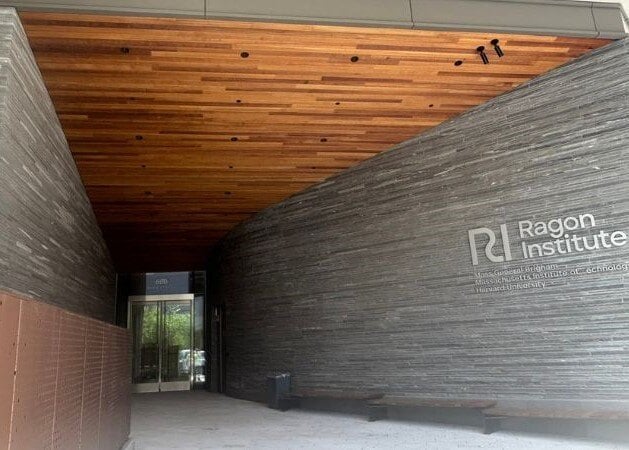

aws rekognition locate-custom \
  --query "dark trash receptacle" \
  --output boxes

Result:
[267,373,291,410]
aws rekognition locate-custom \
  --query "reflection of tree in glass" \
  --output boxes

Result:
[164,304,191,380]
[133,303,191,381]
[141,306,158,343]
[139,305,190,347]
[164,305,191,347]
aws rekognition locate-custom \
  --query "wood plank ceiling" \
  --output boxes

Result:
[20,12,611,272]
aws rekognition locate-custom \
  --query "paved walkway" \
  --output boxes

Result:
[131,391,627,449]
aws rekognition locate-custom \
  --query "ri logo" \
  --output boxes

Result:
[468,225,513,266]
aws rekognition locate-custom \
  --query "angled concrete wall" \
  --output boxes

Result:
[0,8,115,321]
[215,38,629,402]
[0,12,127,447]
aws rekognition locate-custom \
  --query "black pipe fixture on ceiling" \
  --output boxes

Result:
[477,39,505,64]
[477,46,489,64]
[491,39,504,57]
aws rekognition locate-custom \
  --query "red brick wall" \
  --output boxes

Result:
[0,291,131,450]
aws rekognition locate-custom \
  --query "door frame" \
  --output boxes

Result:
[129,294,195,393]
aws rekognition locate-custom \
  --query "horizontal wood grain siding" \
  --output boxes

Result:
[216,38,629,401]
[19,11,610,271]
[0,8,115,321]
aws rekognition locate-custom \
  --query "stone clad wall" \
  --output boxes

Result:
[0,10,127,446]
[0,8,115,321]
[215,38,629,401]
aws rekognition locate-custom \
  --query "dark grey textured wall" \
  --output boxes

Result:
[216,38,629,402]
[0,8,115,322]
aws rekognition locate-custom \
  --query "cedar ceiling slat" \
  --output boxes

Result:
[19,11,611,272]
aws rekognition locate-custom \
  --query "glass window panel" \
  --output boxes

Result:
[161,301,192,383]
[131,303,159,384]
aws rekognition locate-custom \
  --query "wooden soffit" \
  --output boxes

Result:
[20,11,612,271]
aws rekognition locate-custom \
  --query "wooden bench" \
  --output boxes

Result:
[280,389,384,411]
[290,388,384,400]
[482,400,629,434]
[366,396,496,422]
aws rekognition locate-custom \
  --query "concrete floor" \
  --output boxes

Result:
[130,391,628,450]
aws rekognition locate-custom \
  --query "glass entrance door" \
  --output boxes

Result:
[130,302,159,392]
[160,300,192,391]
[130,295,193,393]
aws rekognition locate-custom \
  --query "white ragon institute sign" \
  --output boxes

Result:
[468,213,627,266]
